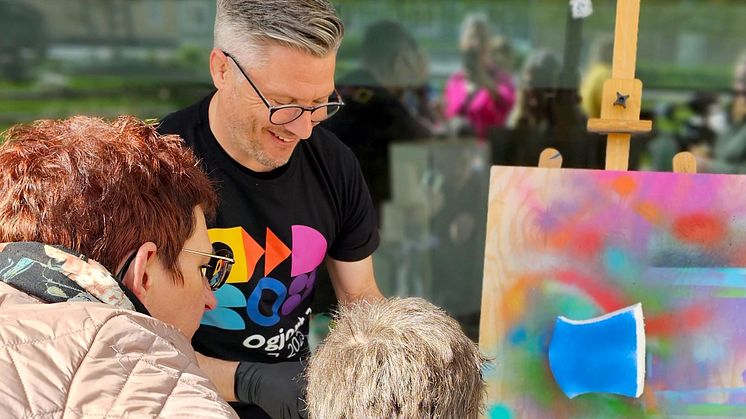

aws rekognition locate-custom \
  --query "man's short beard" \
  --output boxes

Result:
[244,138,289,170]
[230,110,289,170]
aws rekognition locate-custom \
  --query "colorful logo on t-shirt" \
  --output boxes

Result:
[199,225,326,336]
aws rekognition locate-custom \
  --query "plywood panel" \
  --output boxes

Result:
[480,166,746,418]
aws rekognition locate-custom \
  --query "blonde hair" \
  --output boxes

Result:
[306,298,487,418]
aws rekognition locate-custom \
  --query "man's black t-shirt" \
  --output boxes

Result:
[158,93,379,364]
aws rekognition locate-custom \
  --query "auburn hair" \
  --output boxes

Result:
[0,115,217,282]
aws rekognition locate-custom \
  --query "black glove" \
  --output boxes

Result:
[234,360,307,419]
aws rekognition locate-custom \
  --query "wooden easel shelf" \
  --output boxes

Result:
[587,118,652,135]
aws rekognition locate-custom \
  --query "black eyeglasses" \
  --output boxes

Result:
[222,50,344,125]
[115,246,234,291]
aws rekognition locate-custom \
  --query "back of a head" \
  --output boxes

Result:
[0,115,217,280]
[306,297,486,418]
[511,51,561,123]
[214,0,344,66]
[360,20,428,88]
[523,50,561,90]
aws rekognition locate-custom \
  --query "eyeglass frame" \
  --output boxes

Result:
[114,247,235,291]
[221,50,345,125]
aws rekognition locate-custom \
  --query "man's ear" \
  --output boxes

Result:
[120,242,159,303]
[209,48,230,90]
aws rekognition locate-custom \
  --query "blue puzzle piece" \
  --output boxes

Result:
[200,307,245,330]
[213,284,246,307]
[548,303,645,399]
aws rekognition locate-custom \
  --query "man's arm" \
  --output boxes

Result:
[325,255,384,304]
[196,353,307,419]
[195,353,238,402]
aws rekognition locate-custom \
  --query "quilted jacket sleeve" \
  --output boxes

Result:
[0,288,237,419]
[64,311,238,418]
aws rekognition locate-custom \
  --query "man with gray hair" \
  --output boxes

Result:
[158,1,383,418]
[306,298,487,418]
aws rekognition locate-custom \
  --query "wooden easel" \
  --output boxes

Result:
[478,3,711,416]
[538,0,697,174]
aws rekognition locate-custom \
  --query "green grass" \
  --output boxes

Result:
[638,63,732,91]
[0,73,213,129]
[0,97,170,114]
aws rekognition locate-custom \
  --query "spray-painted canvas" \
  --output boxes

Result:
[480,166,746,418]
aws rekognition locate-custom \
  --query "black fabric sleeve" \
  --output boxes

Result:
[327,150,380,262]
[234,360,308,419]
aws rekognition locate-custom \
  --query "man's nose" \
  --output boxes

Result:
[283,111,314,140]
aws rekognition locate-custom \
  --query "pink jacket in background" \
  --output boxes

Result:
[444,70,516,138]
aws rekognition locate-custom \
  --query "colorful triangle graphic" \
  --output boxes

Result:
[265,227,291,276]
[242,228,265,280]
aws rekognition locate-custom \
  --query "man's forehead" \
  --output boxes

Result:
[249,45,337,98]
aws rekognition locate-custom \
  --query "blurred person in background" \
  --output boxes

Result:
[695,51,746,173]
[580,35,614,120]
[0,115,237,418]
[305,297,487,419]
[501,49,600,168]
[157,1,383,417]
[645,102,681,172]
[323,19,436,218]
[488,35,517,96]
[320,20,437,318]
[443,13,516,139]
[645,94,723,172]
[504,50,562,166]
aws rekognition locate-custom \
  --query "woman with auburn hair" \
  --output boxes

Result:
[0,115,238,417]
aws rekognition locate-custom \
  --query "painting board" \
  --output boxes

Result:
[480,166,746,418]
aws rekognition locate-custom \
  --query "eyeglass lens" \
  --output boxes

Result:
[204,248,233,290]
[270,104,342,125]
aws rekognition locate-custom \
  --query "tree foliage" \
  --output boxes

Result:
[0,0,47,81]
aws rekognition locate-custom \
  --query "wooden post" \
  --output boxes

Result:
[587,0,652,171]
[538,148,563,169]
[673,151,697,174]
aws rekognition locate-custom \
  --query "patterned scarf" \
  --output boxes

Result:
[0,242,148,314]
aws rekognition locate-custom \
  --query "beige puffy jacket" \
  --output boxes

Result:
[0,282,238,418]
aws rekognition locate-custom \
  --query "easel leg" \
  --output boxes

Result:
[606,133,631,171]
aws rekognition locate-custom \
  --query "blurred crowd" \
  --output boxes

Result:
[324,14,746,204]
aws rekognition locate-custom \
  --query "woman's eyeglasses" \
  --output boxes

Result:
[183,247,234,291]
[115,246,234,291]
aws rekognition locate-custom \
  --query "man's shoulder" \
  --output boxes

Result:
[300,126,367,183]
[305,126,356,162]
[157,93,213,140]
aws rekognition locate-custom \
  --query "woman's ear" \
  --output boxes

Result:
[120,242,159,303]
